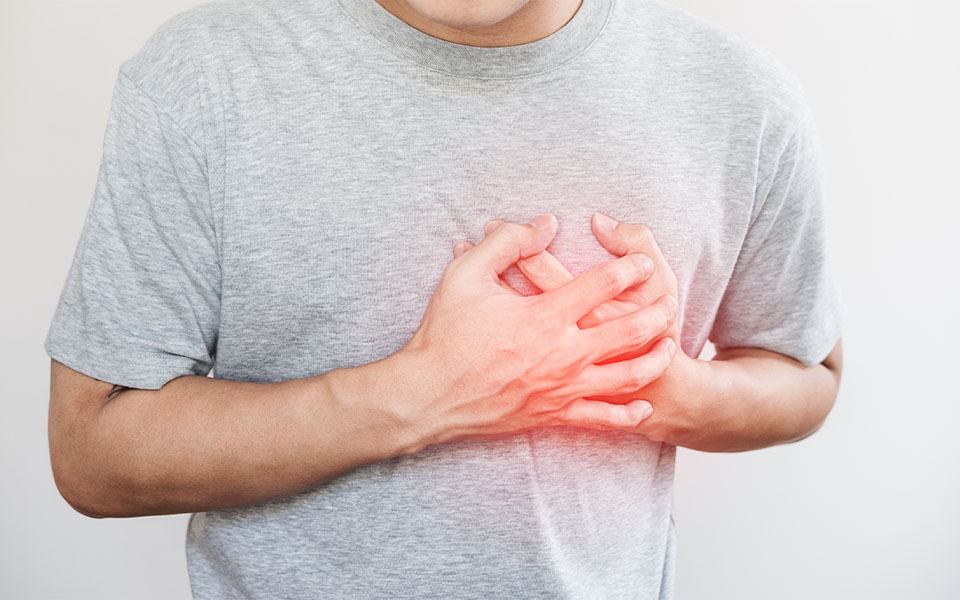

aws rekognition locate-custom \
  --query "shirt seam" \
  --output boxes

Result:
[117,68,205,152]
[183,24,226,285]
[750,109,802,231]
[116,63,224,301]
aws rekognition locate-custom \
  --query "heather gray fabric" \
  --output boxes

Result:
[43,0,847,597]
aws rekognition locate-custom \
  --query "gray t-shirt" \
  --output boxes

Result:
[43,0,847,597]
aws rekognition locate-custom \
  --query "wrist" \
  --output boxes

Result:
[384,346,469,452]
[668,352,721,443]
[321,351,434,461]
[643,350,731,450]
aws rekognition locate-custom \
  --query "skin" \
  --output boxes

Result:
[382,0,844,448]
[373,0,583,46]
[47,1,842,517]
[336,214,682,449]
[455,212,844,452]
[49,215,679,517]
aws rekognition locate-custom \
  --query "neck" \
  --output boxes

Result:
[372,0,584,47]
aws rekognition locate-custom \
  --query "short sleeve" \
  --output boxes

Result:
[708,85,846,367]
[43,68,221,390]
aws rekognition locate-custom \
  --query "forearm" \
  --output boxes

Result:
[666,348,839,453]
[58,356,418,518]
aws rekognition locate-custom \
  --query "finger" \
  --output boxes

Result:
[591,212,660,259]
[568,337,675,398]
[452,240,524,296]
[462,214,558,281]
[555,398,654,431]
[577,300,635,331]
[453,240,475,259]
[516,249,573,292]
[577,294,678,365]
[484,219,505,235]
[541,253,655,323]
[511,247,637,329]
[483,219,573,293]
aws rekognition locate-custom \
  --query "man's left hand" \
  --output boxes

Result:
[454,212,711,445]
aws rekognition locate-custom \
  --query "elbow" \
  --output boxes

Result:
[50,451,111,519]
[791,349,843,445]
[49,400,141,517]
[49,433,138,519]
[63,496,111,520]
[48,361,146,518]
[790,414,828,444]
[787,385,839,445]
[50,444,162,519]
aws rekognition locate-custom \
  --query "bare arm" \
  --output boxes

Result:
[595,337,843,453]
[49,355,419,519]
[687,337,843,451]
[475,213,845,453]
[50,215,678,519]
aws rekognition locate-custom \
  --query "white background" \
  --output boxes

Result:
[1,0,957,598]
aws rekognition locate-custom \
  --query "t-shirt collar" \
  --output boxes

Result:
[334,0,614,79]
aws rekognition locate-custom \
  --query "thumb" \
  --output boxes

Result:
[590,211,656,257]
[463,214,557,280]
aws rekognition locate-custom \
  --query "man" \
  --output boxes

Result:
[44,0,845,597]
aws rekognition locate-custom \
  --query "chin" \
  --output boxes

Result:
[405,0,532,29]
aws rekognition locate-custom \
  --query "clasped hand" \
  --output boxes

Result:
[397,212,704,451]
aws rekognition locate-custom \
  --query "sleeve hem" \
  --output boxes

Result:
[711,305,846,368]
[44,336,207,391]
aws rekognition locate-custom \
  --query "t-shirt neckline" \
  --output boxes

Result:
[334,0,614,80]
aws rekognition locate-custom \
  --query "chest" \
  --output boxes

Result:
[214,71,757,374]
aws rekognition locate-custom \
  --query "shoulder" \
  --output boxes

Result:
[115,0,335,143]
[113,2,228,141]
[628,1,810,130]
[637,1,807,102]
[629,2,816,189]
[117,0,338,102]
[117,1,220,92]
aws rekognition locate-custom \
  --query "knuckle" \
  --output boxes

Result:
[555,401,582,425]
[625,362,647,390]
[505,222,527,238]
[496,222,526,243]
[660,296,678,324]
[583,405,613,429]
[626,317,651,343]
[628,254,651,282]
[442,259,461,279]
[599,263,627,291]
[520,254,546,277]
[632,253,654,278]
[628,224,655,248]
[655,344,673,369]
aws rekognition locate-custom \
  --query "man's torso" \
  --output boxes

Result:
[121,0,804,596]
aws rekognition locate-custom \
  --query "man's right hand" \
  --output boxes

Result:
[389,213,678,452]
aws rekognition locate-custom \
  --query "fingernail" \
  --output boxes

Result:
[594,211,617,232]
[639,403,654,420]
[531,214,554,231]
[666,338,676,357]
[484,220,503,235]
[453,241,468,256]
[637,254,654,276]
[667,295,679,316]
